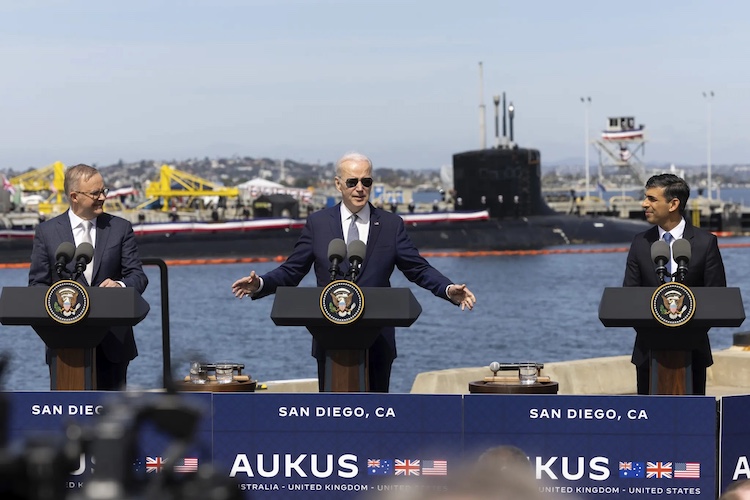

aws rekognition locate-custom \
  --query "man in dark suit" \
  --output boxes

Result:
[232,152,476,392]
[623,173,726,395]
[28,164,148,390]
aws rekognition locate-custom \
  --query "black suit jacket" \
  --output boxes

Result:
[622,220,726,367]
[28,211,148,363]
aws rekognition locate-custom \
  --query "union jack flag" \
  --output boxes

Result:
[646,461,672,479]
[2,175,14,194]
[395,459,420,476]
[146,456,165,473]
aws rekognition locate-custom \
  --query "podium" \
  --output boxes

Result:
[271,287,422,392]
[0,286,150,390]
[599,287,745,395]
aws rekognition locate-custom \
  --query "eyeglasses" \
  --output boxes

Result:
[344,177,373,188]
[75,188,110,199]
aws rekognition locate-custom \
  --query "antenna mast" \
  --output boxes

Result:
[478,62,486,149]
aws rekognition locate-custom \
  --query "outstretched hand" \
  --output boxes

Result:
[232,270,261,299]
[448,283,476,311]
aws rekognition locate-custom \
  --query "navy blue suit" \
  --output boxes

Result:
[254,203,455,391]
[29,211,148,389]
[623,220,726,394]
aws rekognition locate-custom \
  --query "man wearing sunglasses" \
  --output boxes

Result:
[29,164,148,390]
[232,152,476,392]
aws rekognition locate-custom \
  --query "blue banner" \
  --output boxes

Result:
[720,395,750,494]
[213,393,463,498]
[1,391,739,499]
[464,395,716,499]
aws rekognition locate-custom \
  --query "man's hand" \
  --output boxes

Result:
[232,270,261,299]
[99,278,123,288]
[448,283,476,311]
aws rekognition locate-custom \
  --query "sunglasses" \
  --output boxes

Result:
[344,177,373,188]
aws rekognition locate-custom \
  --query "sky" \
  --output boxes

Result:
[1,0,749,172]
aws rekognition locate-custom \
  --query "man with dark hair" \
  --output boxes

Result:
[29,164,148,390]
[622,173,726,395]
[232,152,476,392]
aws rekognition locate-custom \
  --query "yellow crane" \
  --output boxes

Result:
[142,164,239,212]
[7,161,67,215]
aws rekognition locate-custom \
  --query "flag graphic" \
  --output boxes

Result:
[145,456,165,473]
[646,462,672,479]
[174,457,199,473]
[2,176,14,194]
[367,459,393,476]
[674,462,700,479]
[421,460,448,476]
[619,461,645,478]
[395,459,420,476]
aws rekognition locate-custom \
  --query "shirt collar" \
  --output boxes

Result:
[340,203,370,223]
[659,217,686,240]
[68,210,96,229]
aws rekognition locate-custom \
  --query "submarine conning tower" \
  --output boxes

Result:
[452,147,556,218]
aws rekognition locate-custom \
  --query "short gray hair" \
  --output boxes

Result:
[64,164,100,196]
[335,152,372,177]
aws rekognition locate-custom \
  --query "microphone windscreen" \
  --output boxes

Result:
[650,240,669,263]
[55,242,76,262]
[348,239,367,262]
[74,242,94,264]
[672,238,691,262]
[327,238,347,262]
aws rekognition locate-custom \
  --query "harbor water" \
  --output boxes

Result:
[2,238,750,393]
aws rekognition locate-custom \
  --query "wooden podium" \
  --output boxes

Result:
[599,287,745,395]
[270,286,422,392]
[0,286,149,390]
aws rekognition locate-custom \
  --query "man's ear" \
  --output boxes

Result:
[333,177,343,193]
[669,197,680,213]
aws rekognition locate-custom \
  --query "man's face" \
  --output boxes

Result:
[70,173,106,220]
[642,186,679,227]
[334,159,372,213]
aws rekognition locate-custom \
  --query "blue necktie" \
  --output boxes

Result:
[663,232,673,279]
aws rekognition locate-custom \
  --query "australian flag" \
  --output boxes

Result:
[368,459,393,476]
[619,461,645,478]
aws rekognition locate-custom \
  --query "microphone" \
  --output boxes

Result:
[346,240,367,282]
[73,242,94,279]
[672,238,691,283]
[327,239,346,282]
[54,242,76,279]
[650,240,670,284]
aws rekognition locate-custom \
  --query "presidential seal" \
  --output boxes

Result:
[45,280,90,324]
[651,282,696,327]
[320,280,365,325]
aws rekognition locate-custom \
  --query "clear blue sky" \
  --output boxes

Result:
[1,0,748,171]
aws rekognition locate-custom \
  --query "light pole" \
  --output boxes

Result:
[702,91,714,200]
[508,102,515,143]
[581,96,591,200]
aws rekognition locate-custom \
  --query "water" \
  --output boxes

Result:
[3,239,750,393]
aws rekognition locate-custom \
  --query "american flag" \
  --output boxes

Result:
[674,462,700,479]
[619,461,645,478]
[145,456,165,473]
[646,462,672,479]
[367,459,393,476]
[394,459,420,476]
[174,457,199,473]
[421,460,448,476]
